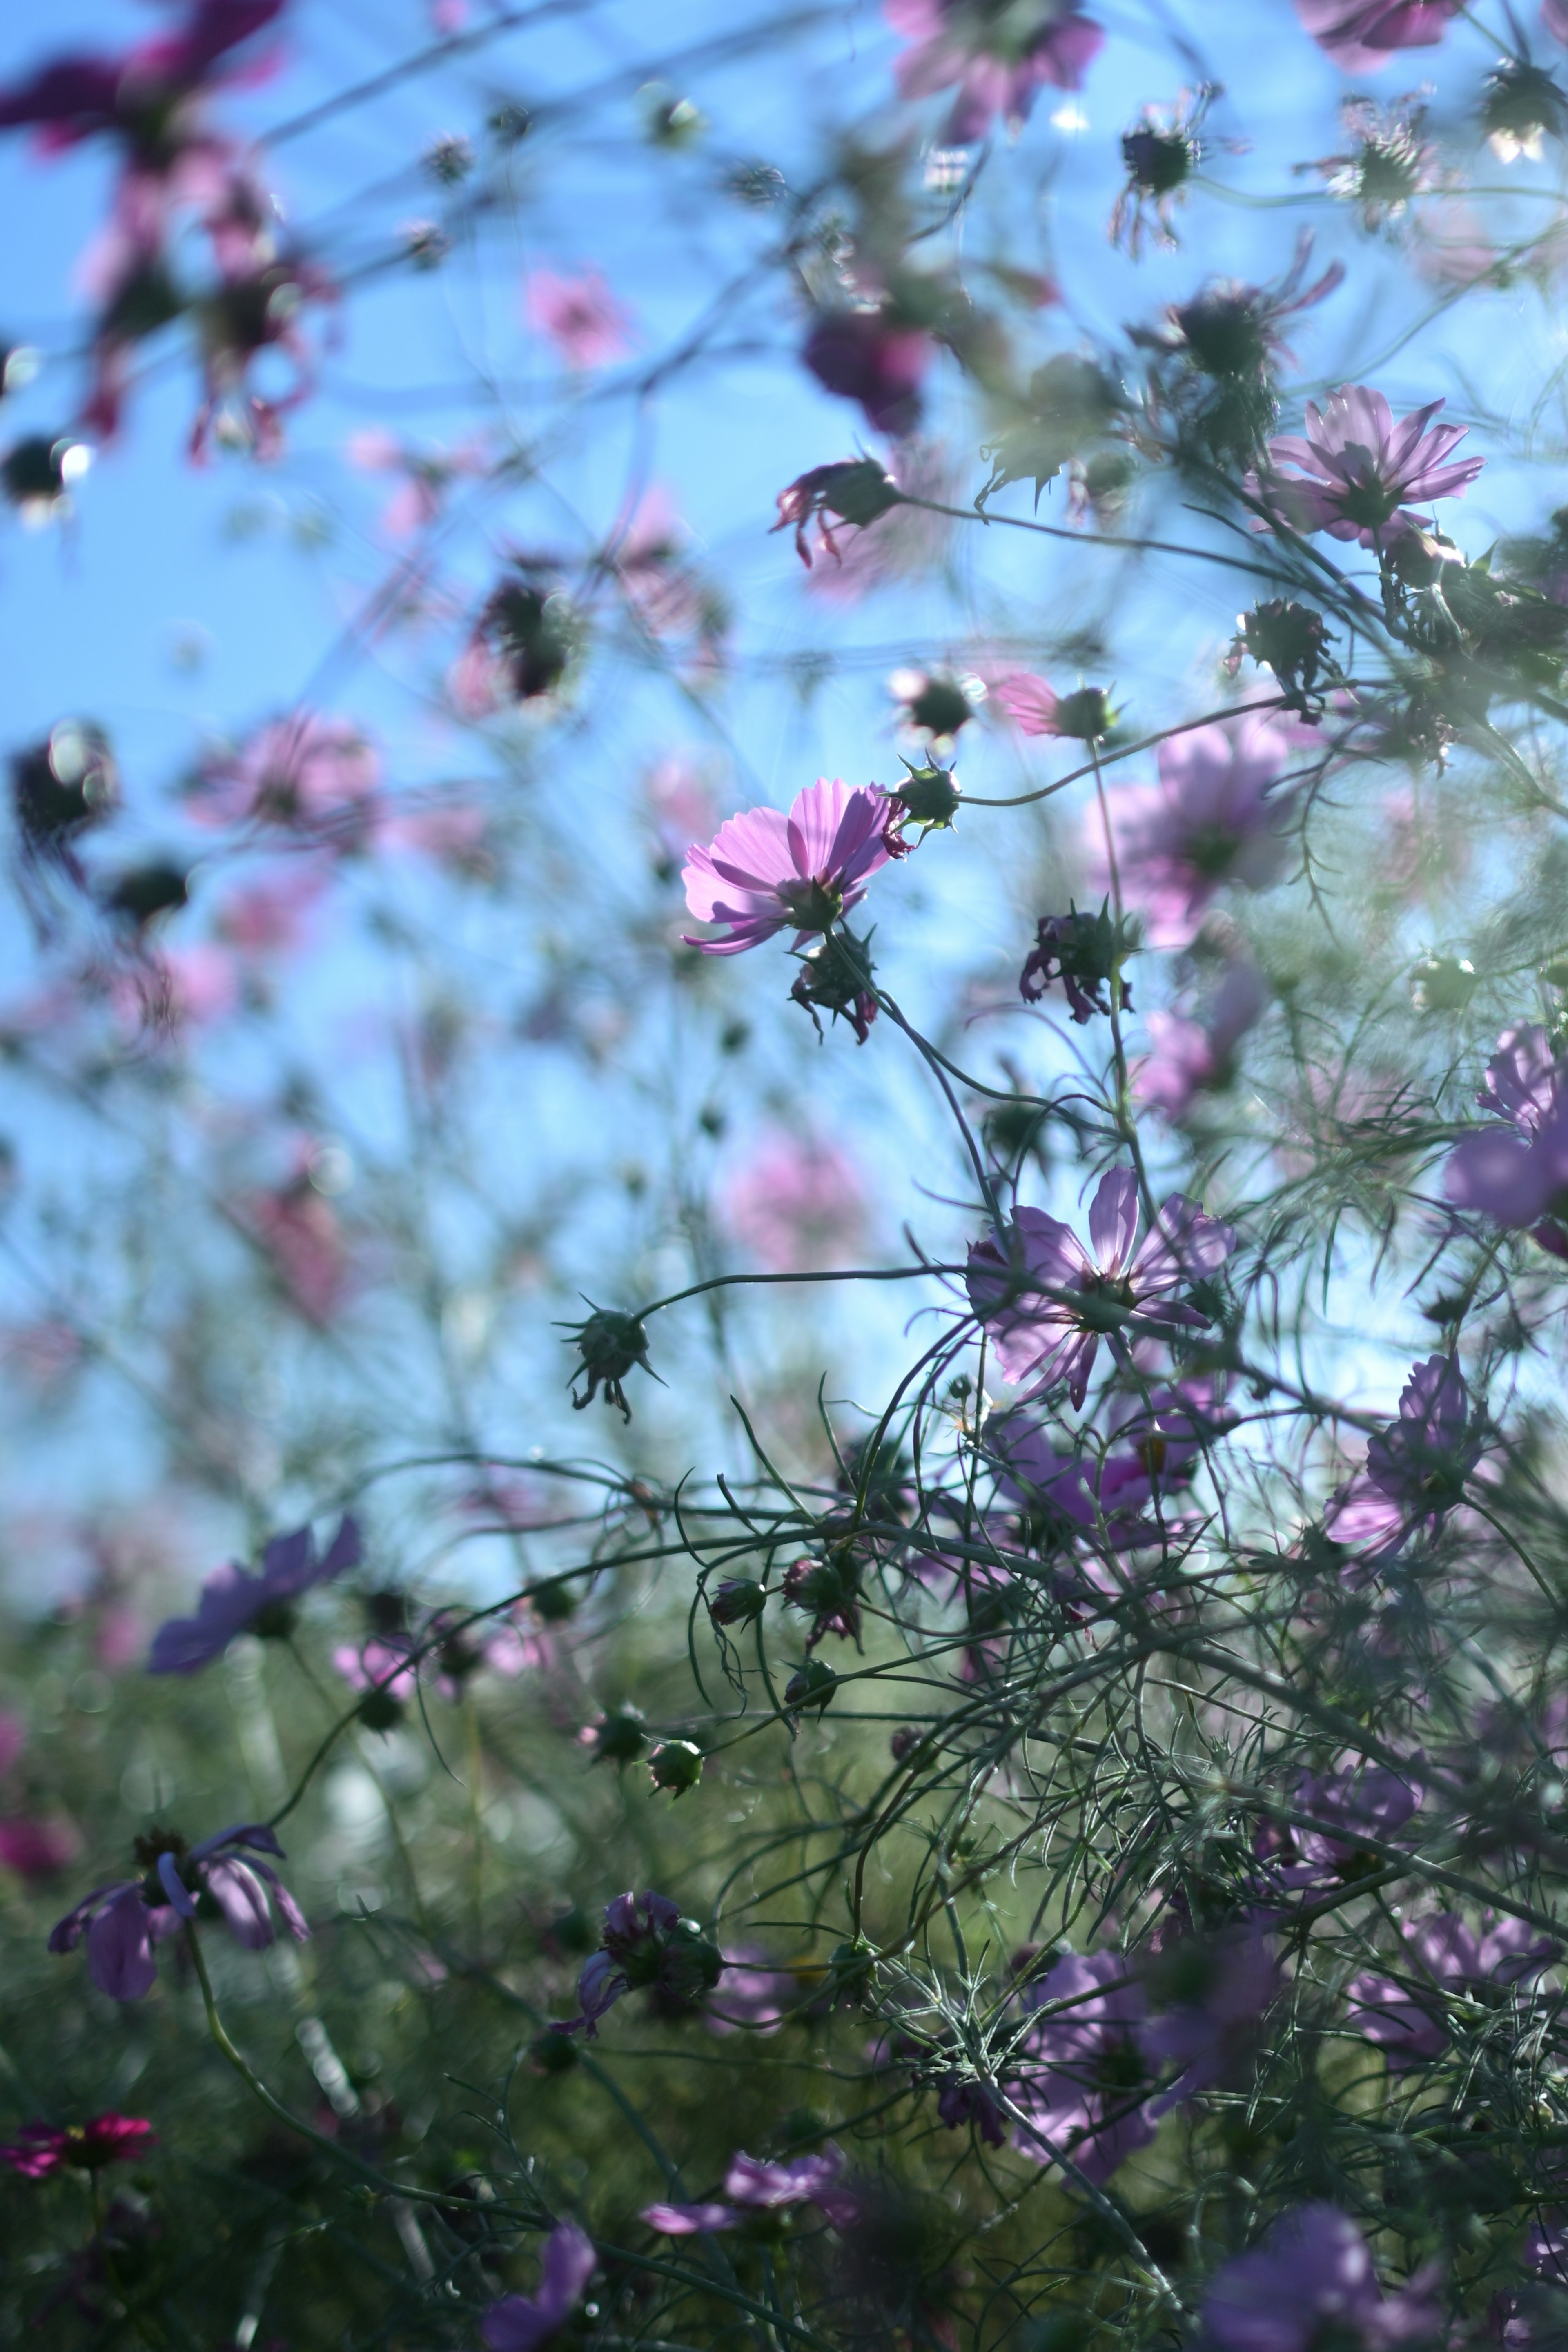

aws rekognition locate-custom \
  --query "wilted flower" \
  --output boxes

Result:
[557,1890,722,2036]
[967,1165,1235,1409]
[1200,2203,1443,2352]
[1346,1911,1559,2069]
[645,2145,859,2236]
[682,776,891,955]
[1312,95,1437,231]
[1247,386,1483,550]
[1009,1948,1156,2184]
[1323,1355,1479,1565]
[772,458,902,568]
[802,309,931,438]
[1111,85,1217,255]
[560,1305,655,1420]
[885,0,1103,143]
[1019,902,1136,1024]
[0,2115,155,2178]
[1292,0,1461,71]
[1232,599,1333,715]
[720,1129,869,1271]
[481,2221,596,2352]
[1089,710,1311,949]
[148,1514,361,1674]
[49,1822,307,2000]
[524,269,631,369]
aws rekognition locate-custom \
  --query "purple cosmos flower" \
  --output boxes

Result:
[147,1514,361,1674]
[644,2146,859,2236]
[1088,711,1310,950]
[481,2221,596,2352]
[885,0,1104,143]
[1323,1356,1478,1566]
[0,2114,155,2178]
[1292,0,1461,71]
[1446,1027,1568,1256]
[802,310,931,438]
[682,777,891,956]
[1274,1759,1424,1890]
[1200,2203,1443,2352]
[935,2075,1010,2146]
[334,1606,546,1709]
[1346,1911,1559,2069]
[706,1943,797,2035]
[1134,961,1266,1120]
[0,0,284,158]
[558,1889,722,2038]
[1138,1920,1282,2116]
[1247,386,1483,550]
[1009,1948,1156,2186]
[967,1167,1235,1410]
[49,1823,307,2000]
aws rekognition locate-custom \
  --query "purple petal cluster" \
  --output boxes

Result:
[682,777,891,956]
[1089,711,1310,950]
[802,311,931,438]
[1133,962,1265,1120]
[0,0,283,154]
[1248,385,1483,550]
[644,2146,859,2236]
[560,1889,722,2038]
[1292,0,1461,71]
[482,2221,596,2352]
[1346,1911,1559,2069]
[1009,1949,1156,2185]
[147,1514,361,1675]
[885,0,1104,142]
[49,1823,307,2000]
[1138,1921,1282,2116]
[1200,2203,1442,2352]
[1323,1356,1478,1566]
[1446,1026,1568,1256]
[967,1167,1234,1410]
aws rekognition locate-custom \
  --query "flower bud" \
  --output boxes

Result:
[709,1577,766,1626]
[560,1305,654,1420]
[784,1658,837,1713]
[528,2029,579,2074]
[1049,686,1115,742]
[888,757,962,839]
[585,1707,647,1765]
[648,1739,704,1797]
[356,1686,405,1732]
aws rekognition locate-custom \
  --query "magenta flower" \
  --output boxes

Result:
[967,1167,1235,1410]
[720,1129,869,1272]
[0,1815,80,1882]
[802,310,931,438]
[1089,711,1309,950]
[334,1607,545,1707]
[1200,2204,1443,2352]
[1292,0,1461,71]
[1446,1027,1568,1256]
[644,2146,859,2236]
[482,2221,596,2352]
[49,1823,307,2000]
[0,2114,155,2178]
[771,459,901,570]
[148,1514,361,1675]
[1133,961,1266,1120]
[0,0,283,158]
[1247,386,1483,550]
[885,0,1104,142]
[524,270,632,370]
[1323,1356,1478,1566]
[1009,1948,1156,2186]
[1019,902,1133,1025]
[1277,1759,1424,1887]
[558,1890,722,2038]
[1346,1911,1559,2071]
[194,713,381,841]
[682,776,891,956]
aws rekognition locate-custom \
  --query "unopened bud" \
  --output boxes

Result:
[648,1739,704,1797]
[784,1658,837,1713]
[709,1577,766,1626]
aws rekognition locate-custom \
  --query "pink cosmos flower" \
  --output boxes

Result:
[0,1816,81,1882]
[525,269,632,369]
[49,1822,307,2000]
[1088,711,1311,950]
[1292,0,1461,71]
[1200,2204,1443,2352]
[886,0,1105,142]
[0,2115,154,2178]
[966,1167,1236,1410]
[1262,1760,1424,1898]
[720,1130,869,1272]
[1009,1948,1156,2185]
[802,310,931,438]
[1247,386,1483,550]
[682,777,891,956]
[334,1609,546,1706]
[1133,962,1267,1120]
[347,427,489,537]
[644,2147,859,2235]
[0,2,283,158]
[194,714,381,843]
[1346,1911,1558,2071]
[1446,1026,1568,1255]
[148,1515,361,1675]
[482,2221,596,2352]
[243,1172,355,1325]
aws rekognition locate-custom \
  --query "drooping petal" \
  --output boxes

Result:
[86,1887,160,2001]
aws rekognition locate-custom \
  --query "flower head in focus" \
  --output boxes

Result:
[1201,2205,1442,2352]
[1292,0,1461,72]
[1246,386,1482,550]
[148,1513,361,1673]
[885,0,1104,143]
[967,1166,1236,1409]
[0,2115,155,2178]
[682,777,891,956]
[49,1822,307,2000]
[525,268,632,369]
[1019,901,1136,1024]
[1323,1355,1479,1566]
[482,2221,596,2352]
[557,1890,723,2037]
[644,2145,860,2235]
